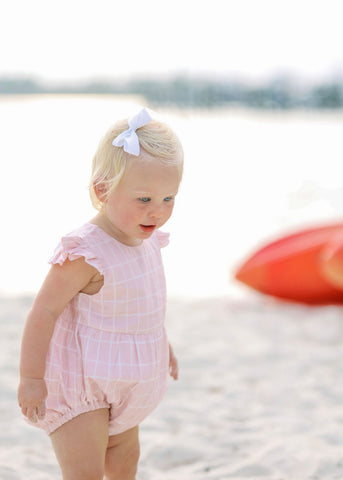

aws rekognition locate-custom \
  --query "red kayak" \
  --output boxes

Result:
[234,222,343,304]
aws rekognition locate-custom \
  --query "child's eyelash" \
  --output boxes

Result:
[138,196,175,203]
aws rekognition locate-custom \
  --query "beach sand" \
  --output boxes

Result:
[2,293,343,479]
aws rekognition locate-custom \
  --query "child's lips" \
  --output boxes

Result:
[140,224,156,233]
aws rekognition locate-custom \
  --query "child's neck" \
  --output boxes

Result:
[89,213,143,247]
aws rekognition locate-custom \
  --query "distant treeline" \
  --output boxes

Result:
[1,76,343,109]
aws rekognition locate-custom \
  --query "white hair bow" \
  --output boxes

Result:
[112,108,152,156]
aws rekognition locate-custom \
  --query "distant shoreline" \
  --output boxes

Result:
[1,75,343,109]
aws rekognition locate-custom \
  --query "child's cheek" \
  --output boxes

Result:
[165,204,174,219]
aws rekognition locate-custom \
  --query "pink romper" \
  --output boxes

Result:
[32,223,170,436]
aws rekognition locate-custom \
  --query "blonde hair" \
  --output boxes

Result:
[89,116,184,210]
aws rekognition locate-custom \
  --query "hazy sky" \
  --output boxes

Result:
[1,0,342,84]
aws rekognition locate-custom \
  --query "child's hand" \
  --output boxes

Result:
[17,377,47,423]
[168,343,179,380]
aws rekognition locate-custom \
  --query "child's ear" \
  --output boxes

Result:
[94,182,107,202]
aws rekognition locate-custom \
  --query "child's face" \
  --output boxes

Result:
[102,154,181,246]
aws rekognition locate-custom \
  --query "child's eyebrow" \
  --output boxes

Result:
[133,188,179,196]
[134,190,152,195]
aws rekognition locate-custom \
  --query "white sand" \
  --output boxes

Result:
[2,293,343,479]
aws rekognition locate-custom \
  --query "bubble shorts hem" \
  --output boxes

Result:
[33,401,145,437]
[40,402,110,436]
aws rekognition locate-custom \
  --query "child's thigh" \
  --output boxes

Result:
[50,408,110,480]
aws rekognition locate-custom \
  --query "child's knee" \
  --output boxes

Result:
[56,455,105,480]
[105,439,140,479]
[128,440,140,467]
[81,467,104,480]
[60,463,104,480]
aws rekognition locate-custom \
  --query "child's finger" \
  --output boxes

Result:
[37,402,46,420]
[26,407,38,423]
[169,359,179,380]
[21,406,28,417]
[173,366,179,380]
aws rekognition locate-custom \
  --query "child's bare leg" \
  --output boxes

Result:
[50,408,109,480]
[105,426,140,480]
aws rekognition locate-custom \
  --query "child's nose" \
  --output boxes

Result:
[148,205,164,219]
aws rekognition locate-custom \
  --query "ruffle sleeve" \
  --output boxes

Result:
[49,235,104,275]
[155,230,170,248]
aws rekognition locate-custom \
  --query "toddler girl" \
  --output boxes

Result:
[17,108,183,480]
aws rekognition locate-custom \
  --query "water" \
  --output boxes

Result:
[1,95,343,298]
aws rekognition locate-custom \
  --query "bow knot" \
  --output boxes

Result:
[112,108,152,156]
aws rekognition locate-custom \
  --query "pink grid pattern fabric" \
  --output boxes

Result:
[31,223,170,436]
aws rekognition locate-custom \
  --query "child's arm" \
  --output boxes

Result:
[18,258,101,422]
